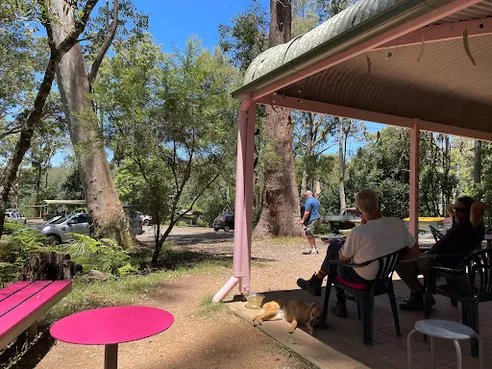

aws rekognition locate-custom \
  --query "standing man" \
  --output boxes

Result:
[301,190,321,254]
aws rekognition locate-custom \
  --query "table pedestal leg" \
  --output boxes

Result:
[105,344,118,369]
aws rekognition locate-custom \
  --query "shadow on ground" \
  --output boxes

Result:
[0,331,54,369]
[228,280,490,369]
[132,241,276,270]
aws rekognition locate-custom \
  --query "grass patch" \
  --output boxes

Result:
[46,259,229,324]
[196,293,226,317]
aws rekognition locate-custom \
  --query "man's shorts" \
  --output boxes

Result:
[305,218,319,235]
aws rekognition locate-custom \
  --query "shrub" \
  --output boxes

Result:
[0,227,52,283]
[62,234,139,276]
[196,218,208,228]
[315,222,331,235]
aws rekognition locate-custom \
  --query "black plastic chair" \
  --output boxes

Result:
[429,225,444,242]
[322,249,404,346]
[425,248,492,356]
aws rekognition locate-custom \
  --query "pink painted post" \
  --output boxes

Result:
[213,95,253,302]
[409,119,420,238]
[238,103,256,294]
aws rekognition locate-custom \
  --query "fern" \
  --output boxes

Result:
[0,228,52,283]
[62,234,138,276]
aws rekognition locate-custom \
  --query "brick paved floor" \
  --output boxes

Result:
[229,277,490,369]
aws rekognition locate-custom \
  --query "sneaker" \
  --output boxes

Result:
[310,248,319,255]
[297,274,322,296]
[331,302,348,318]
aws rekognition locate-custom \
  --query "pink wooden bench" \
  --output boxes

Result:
[0,280,72,350]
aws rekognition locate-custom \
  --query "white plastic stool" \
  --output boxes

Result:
[407,320,483,369]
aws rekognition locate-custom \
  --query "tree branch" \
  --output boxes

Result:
[0,125,22,140]
[157,173,219,247]
[0,0,99,237]
[316,142,337,155]
[88,0,118,84]
[54,0,99,57]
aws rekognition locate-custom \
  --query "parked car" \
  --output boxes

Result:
[40,210,144,243]
[124,207,143,235]
[136,211,152,226]
[40,212,90,244]
[4,211,27,225]
[213,214,234,232]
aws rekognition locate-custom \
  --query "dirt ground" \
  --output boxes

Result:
[32,227,325,369]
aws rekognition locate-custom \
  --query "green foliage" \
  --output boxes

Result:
[346,127,411,218]
[218,0,269,71]
[60,165,85,200]
[63,234,139,276]
[94,34,240,258]
[315,222,331,235]
[0,227,51,282]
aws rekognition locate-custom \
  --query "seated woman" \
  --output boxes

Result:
[396,196,486,311]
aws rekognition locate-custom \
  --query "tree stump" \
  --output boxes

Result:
[23,251,82,281]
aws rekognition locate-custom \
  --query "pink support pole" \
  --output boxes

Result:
[212,277,240,303]
[213,95,253,302]
[238,103,256,294]
[409,119,420,238]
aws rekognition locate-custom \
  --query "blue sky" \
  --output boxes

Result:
[133,0,270,52]
[53,0,384,164]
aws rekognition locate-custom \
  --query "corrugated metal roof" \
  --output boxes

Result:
[436,0,492,23]
[277,35,492,132]
[240,0,492,90]
[243,0,406,87]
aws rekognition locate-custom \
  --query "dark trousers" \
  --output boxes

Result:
[321,241,371,303]
[395,254,434,294]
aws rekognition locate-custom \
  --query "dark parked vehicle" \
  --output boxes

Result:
[213,214,234,232]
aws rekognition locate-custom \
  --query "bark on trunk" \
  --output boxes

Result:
[255,108,304,237]
[300,113,314,197]
[50,0,132,247]
[254,0,302,237]
[23,251,82,281]
[338,118,346,213]
[0,0,97,238]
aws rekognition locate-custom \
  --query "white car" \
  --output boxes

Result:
[136,211,152,226]
[40,212,90,244]
[4,211,27,225]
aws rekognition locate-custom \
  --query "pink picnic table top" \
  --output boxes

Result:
[50,306,174,345]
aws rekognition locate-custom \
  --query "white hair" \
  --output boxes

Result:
[356,189,379,213]
[305,190,313,196]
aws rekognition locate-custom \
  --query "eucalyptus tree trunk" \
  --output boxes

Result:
[0,0,98,238]
[300,113,314,197]
[50,0,132,247]
[254,0,303,237]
